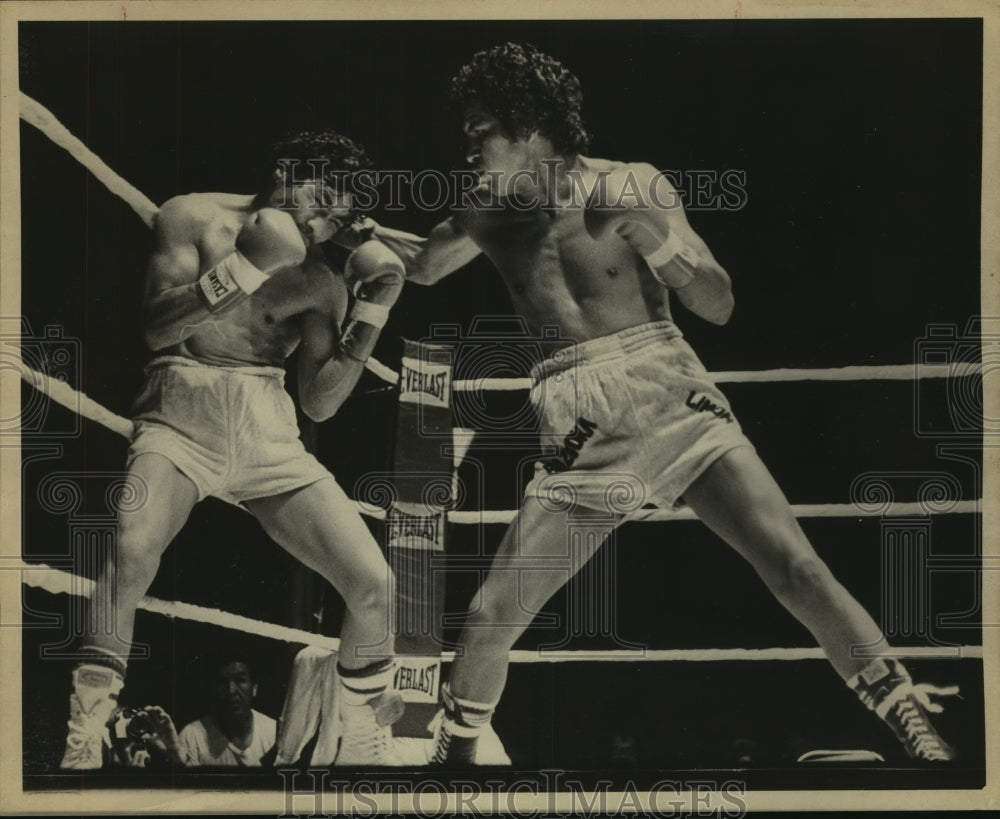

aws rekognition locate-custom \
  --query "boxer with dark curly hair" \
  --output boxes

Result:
[449,42,590,156]
[373,42,961,767]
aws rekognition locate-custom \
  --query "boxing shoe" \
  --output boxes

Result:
[850,658,958,762]
[59,665,124,770]
[428,709,479,766]
[426,709,511,766]
[334,691,404,767]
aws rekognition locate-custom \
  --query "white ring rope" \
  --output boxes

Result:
[20,93,159,229]
[13,559,339,650]
[455,500,981,526]
[20,93,985,392]
[16,93,986,683]
[503,645,984,663]
[15,560,982,663]
[452,362,981,392]
[710,363,980,383]
[18,91,397,382]
[18,361,135,439]
[17,362,982,523]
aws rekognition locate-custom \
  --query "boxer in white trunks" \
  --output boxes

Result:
[373,44,960,765]
[60,130,406,769]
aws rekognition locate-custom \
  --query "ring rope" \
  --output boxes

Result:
[13,559,340,650]
[452,362,980,393]
[453,500,981,526]
[18,361,135,439]
[20,93,159,228]
[18,362,981,523]
[17,93,986,687]
[503,645,984,662]
[20,93,984,392]
[18,91,396,382]
[15,559,982,663]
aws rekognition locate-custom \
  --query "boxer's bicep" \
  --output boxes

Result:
[666,214,734,325]
[145,244,200,298]
[144,198,202,299]
[141,199,218,348]
[296,308,365,422]
[623,165,733,324]
[297,309,338,379]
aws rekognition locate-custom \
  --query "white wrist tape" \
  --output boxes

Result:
[350,299,390,329]
[643,232,698,288]
[196,251,268,312]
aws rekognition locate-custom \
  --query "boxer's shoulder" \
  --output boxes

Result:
[579,155,625,173]
[155,193,249,235]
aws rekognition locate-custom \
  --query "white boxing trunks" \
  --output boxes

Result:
[127,356,332,505]
[522,320,754,515]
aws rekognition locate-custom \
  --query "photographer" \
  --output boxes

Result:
[125,658,277,767]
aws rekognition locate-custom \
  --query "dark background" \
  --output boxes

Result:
[17,18,985,782]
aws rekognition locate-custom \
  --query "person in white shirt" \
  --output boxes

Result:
[144,658,276,766]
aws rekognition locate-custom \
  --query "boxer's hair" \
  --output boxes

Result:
[451,42,591,155]
[267,129,372,188]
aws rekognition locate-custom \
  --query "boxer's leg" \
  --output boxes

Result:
[434,495,616,764]
[684,447,882,678]
[61,454,198,769]
[684,446,957,761]
[248,477,401,765]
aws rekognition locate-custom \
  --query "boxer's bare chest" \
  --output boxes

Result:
[186,216,345,365]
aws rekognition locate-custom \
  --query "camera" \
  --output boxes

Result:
[420,316,577,442]
[912,318,999,439]
[114,707,156,740]
[0,318,81,439]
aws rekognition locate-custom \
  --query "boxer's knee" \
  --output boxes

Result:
[766,551,838,609]
[461,594,528,654]
[112,525,166,596]
[343,565,395,617]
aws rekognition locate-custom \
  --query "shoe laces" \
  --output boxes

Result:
[63,722,103,762]
[875,680,960,718]
[910,682,961,713]
[429,711,450,765]
[891,684,959,760]
[65,715,103,744]
[344,722,396,762]
[65,729,89,751]
[428,709,444,735]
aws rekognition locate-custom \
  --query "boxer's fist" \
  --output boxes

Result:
[583,168,666,258]
[196,209,306,312]
[236,208,307,274]
[346,240,405,307]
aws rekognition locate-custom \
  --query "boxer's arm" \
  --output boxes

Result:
[297,308,370,421]
[656,212,734,326]
[297,244,403,420]
[143,198,306,350]
[142,197,214,350]
[587,164,734,325]
[371,217,481,285]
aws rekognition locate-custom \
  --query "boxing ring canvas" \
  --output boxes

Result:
[1,2,997,815]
